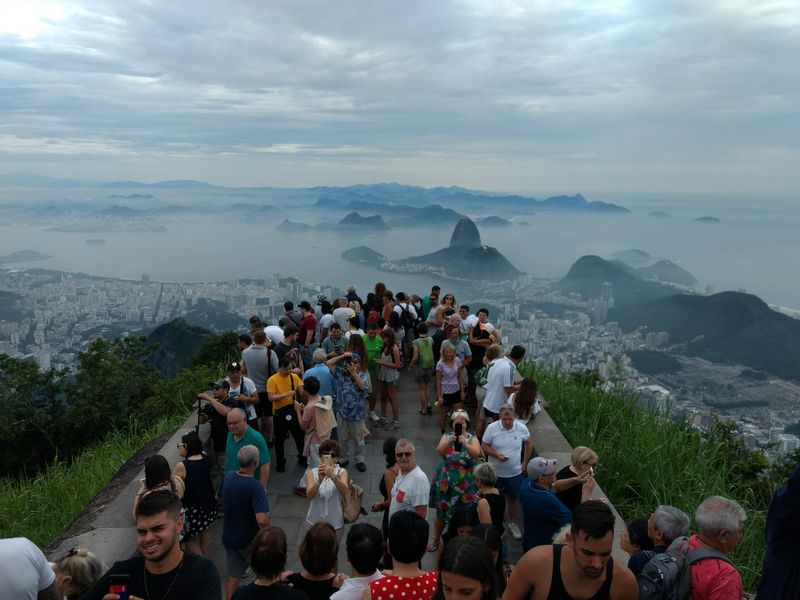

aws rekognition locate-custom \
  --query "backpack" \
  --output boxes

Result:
[474,362,494,387]
[418,337,435,369]
[341,480,367,524]
[637,537,733,600]
[398,303,416,331]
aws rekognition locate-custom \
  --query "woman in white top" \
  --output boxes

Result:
[305,439,350,541]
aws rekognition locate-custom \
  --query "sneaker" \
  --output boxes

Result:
[339,459,350,468]
[386,419,400,430]
[369,410,380,423]
[426,406,433,414]
[356,462,367,472]
[292,486,307,498]
[508,522,522,540]
[377,416,387,428]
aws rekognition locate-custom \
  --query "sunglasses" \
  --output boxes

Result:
[326,453,339,458]
[396,451,414,458]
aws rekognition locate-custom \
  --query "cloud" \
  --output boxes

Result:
[0,0,797,193]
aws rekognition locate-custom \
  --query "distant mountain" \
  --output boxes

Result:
[145,318,215,377]
[694,216,721,224]
[637,260,697,287]
[276,219,313,232]
[477,216,513,227]
[611,292,800,380]
[97,205,142,217]
[555,255,679,306]
[102,179,222,190]
[341,246,387,265]
[182,299,244,332]
[610,249,653,267]
[383,217,522,282]
[338,212,390,230]
[108,194,154,200]
[649,211,671,218]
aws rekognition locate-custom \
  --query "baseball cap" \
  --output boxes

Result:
[213,379,230,390]
[527,457,557,479]
[316,395,333,411]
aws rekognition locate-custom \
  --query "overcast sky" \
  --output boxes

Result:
[0,0,798,194]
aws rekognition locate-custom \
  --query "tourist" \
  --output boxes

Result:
[409,322,435,415]
[304,440,349,541]
[303,348,335,399]
[132,454,185,520]
[388,439,429,520]
[435,504,479,565]
[647,505,690,552]
[469,524,506,596]
[435,535,499,600]
[198,379,237,464]
[322,322,348,358]
[376,329,401,430]
[333,297,356,331]
[428,409,481,553]
[326,350,368,471]
[298,301,317,368]
[757,463,800,599]
[232,526,308,600]
[241,330,278,446]
[519,457,575,552]
[224,408,271,488]
[363,323,384,423]
[293,376,332,497]
[509,377,539,425]
[278,301,303,329]
[504,501,638,600]
[370,436,399,569]
[0,537,58,599]
[266,358,305,473]
[482,346,525,429]
[330,524,385,600]
[553,446,599,511]
[51,546,105,600]
[226,361,260,428]
[619,517,655,576]
[474,462,505,537]
[173,430,217,556]
[346,314,365,339]
[274,325,305,377]
[472,344,503,436]
[435,343,464,432]
[287,523,341,600]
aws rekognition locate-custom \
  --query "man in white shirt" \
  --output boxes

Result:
[0,537,57,600]
[483,345,525,423]
[388,439,429,519]
[481,404,533,541]
[330,524,385,600]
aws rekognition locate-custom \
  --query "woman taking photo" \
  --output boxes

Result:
[172,430,216,556]
[304,440,350,541]
[435,344,464,433]
[428,409,481,553]
[553,446,599,511]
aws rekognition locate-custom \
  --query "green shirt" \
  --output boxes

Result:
[225,426,271,480]
[364,334,384,374]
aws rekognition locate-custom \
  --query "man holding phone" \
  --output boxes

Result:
[81,489,220,599]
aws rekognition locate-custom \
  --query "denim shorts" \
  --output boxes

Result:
[496,473,524,500]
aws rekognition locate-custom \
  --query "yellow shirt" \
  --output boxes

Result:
[267,372,303,411]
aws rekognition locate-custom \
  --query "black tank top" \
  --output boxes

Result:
[547,544,613,600]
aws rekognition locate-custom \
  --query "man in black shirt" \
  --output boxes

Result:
[81,489,221,599]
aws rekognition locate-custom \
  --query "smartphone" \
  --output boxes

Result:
[322,454,332,466]
[109,574,130,600]
[454,423,463,437]
[589,466,594,478]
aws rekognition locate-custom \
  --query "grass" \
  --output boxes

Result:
[0,414,186,548]
[523,363,771,592]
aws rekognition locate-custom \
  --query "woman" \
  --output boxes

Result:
[132,454,184,519]
[553,446,599,511]
[350,300,366,331]
[440,293,457,313]
[51,547,104,600]
[172,430,216,556]
[621,517,655,575]
[385,312,405,359]
[509,378,540,425]
[435,536,499,600]
[233,527,308,600]
[381,290,395,323]
[287,523,341,600]
[370,436,400,569]
[469,524,506,596]
[474,462,505,537]
[305,440,350,541]
[428,409,482,553]
[435,504,479,566]
[435,344,464,433]
[376,329,401,430]
[346,314,366,339]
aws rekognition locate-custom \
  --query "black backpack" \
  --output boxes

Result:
[637,537,733,600]
[398,303,416,331]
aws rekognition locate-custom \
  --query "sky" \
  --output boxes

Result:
[0,0,798,194]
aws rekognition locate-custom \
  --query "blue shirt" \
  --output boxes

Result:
[225,426,270,480]
[219,471,270,550]
[519,480,572,552]
[333,365,368,420]
[757,465,800,599]
[303,364,335,398]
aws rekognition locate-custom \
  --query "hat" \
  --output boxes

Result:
[527,457,557,479]
[350,352,362,362]
[226,361,242,371]
[316,395,333,411]
[213,379,230,389]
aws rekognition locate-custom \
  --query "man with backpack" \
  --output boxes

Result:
[409,322,435,415]
[505,500,638,600]
[393,291,418,362]
[241,330,279,446]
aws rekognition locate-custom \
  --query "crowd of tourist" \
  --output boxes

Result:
[1,280,795,600]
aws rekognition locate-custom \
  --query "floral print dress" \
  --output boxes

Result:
[430,433,478,521]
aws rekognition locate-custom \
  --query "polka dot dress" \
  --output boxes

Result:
[369,571,438,600]
[185,505,217,536]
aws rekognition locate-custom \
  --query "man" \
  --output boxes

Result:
[198,379,238,465]
[278,301,302,329]
[330,523,385,600]
[81,490,221,600]
[458,304,474,336]
[321,322,348,358]
[647,504,690,552]
[363,322,384,423]
[315,299,335,344]
[226,361,259,428]
[332,297,356,331]
[219,445,270,600]
[237,333,252,352]
[481,404,532,541]
[393,292,418,361]
[482,345,525,426]
[274,324,304,376]
[519,457,580,552]
[327,351,368,471]
[298,300,317,367]
[266,357,306,472]
[264,322,285,347]
[0,537,58,599]
[345,284,363,307]
[421,285,441,318]
[388,439,429,519]
[304,348,335,398]
[757,463,800,599]
[224,408,270,489]
[686,496,746,600]
[241,330,279,445]
[505,500,638,600]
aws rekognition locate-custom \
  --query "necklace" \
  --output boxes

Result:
[143,556,184,600]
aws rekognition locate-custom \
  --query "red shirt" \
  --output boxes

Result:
[300,314,316,345]
[687,535,744,600]
[369,571,438,600]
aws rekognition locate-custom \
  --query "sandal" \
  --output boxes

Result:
[426,538,440,553]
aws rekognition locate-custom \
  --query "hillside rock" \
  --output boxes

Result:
[449,217,482,247]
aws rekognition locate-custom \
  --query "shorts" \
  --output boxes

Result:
[496,473,524,500]
[414,365,433,384]
[380,375,400,388]
[483,407,499,424]
[256,391,272,417]
[441,391,461,406]
[224,545,250,578]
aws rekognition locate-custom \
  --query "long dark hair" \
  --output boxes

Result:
[434,536,498,600]
[383,437,397,468]
[144,455,174,491]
